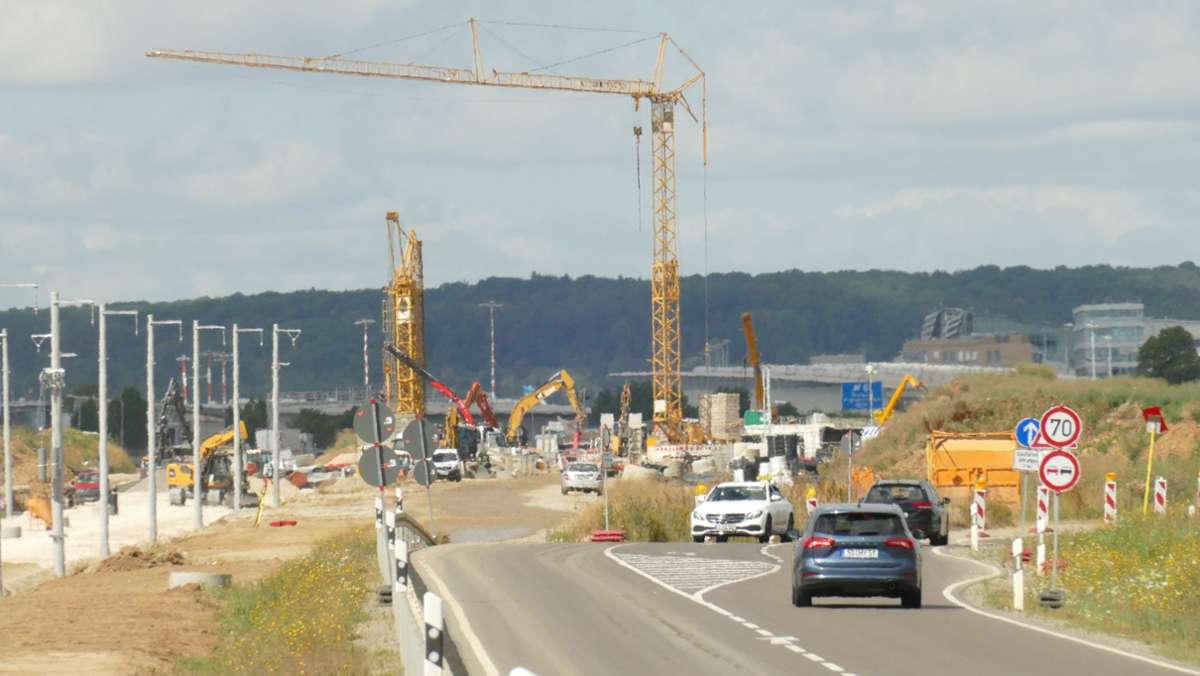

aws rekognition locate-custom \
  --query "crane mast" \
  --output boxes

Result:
[147,20,705,442]
[382,211,425,417]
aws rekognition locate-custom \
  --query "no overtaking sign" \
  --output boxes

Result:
[1039,449,1081,493]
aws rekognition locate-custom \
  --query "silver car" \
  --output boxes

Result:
[561,462,603,495]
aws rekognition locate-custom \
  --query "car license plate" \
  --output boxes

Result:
[842,548,878,559]
[717,524,737,533]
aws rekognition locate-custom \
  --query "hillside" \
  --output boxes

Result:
[857,369,1200,517]
[3,263,1200,399]
[1,425,135,503]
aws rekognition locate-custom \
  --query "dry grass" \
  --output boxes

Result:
[547,480,697,542]
[178,528,378,675]
[1,425,135,504]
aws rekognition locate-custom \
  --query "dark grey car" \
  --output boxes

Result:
[862,479,950,545]
[792,504,922,609]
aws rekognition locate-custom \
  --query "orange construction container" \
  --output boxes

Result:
[925,431,1019,507]
[26,495,53,530]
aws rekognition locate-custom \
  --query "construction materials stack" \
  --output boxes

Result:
[700,393,742,441]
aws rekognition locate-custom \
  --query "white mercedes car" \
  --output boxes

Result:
[691,481,795,543]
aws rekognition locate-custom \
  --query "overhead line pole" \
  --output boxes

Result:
[192,321,226,530]
[96,305,139,557]
[271,324,301,508]
[354,318,375,395]
[145,315,183,542]
[231,324,264,510]
[1,282,37,517]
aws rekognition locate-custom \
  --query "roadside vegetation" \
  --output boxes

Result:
[548,481,695,542]
[981,515,1200,665]
[856,372,1200,520]
[179,528,380,675]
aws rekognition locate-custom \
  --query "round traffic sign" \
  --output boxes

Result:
[353,399,397,445]
[1014,417,1040,449]
[1039,449,1081,493]
[1037,405,1081,449]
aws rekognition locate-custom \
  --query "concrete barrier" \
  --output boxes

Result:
[168,572,232,589]
[0,526,21,539]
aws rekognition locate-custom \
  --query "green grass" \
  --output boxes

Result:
[178,528,379,675]
[981,515,1200,665]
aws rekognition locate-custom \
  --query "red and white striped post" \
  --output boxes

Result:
[1103,472,1117,524]
[1154,477,1167,515]
[970,478,986,551]
[1035,484,1049,576]
[806,487,818,514]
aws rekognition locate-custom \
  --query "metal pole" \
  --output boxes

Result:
[1051,491,1060,589]
[1089,327,1096,380]
[146,316,157,542]
[2,329,11,517]
[479,302,502,400]
[232,325,262,510]
[355,319,375,393]
[1105,337,1112,378]
[271,325,280,508]
[49,292,64,577]
[97,306,137,557]
[192,321,226,529]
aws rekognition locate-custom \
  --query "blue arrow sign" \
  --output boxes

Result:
[1015,417,1040,449]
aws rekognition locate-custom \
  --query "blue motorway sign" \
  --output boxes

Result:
[841,381,884,411]
[1014,417,1040,449]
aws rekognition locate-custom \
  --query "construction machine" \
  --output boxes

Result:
[166,421,250,507]
[153,377,192,464]
[873,375,923,426]
[384,345,474,425]
[506,370,586,447]
[740,312,765,411]
[441,381,501,460]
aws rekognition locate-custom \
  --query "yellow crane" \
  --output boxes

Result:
[740,312,764,410]
[382,211,425,416]
[146,18,706,443]
[874,375,923,426]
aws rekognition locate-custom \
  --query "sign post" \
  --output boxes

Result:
[1141,407,1167,515]
[1012,417,1041,549]
[1038,446,1081,607]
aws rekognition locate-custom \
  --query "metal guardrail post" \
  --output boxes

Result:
[424,591,444,675]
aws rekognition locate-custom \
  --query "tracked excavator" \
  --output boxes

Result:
[165,421,250,507]
[441,381,501,463]
[506,370,586,448]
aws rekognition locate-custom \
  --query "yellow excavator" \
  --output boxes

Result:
[873,375,923,426]
[166,421,250,507]
[506,370,586,446]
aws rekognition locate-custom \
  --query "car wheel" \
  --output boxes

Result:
[561,486,568,495]
[792,585,812,607]
[759,517,773,543]
[784,514,795,542]
[693,536,705,543]
[901,590,922,609]
[716,535,729,543]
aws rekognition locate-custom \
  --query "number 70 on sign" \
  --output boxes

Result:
[1034,405,1082,449]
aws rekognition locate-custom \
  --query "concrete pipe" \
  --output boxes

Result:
[168,572,233,590]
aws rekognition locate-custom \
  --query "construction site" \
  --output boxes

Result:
[3,9,1200,676]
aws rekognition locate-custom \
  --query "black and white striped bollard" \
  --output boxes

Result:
[424,591,444,675]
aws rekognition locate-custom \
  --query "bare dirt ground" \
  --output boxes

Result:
[0,471,590,674]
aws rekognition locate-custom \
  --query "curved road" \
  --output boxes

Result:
[413,541,1194,676]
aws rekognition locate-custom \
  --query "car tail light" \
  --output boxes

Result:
[910,501,932,509]
[803,536,835,550]
[885,537,915,550]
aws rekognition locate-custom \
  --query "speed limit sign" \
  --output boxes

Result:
[1035,405,1082,449]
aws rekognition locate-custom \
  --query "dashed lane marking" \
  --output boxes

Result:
[605,543,858,675]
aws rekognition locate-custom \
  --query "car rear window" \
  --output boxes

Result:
[864,485,924,503]
[567,463,598,472]
[813,512,905,536]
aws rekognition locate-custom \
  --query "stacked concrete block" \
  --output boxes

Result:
[707,393,742,440]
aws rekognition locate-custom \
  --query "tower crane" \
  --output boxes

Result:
[146,18,707,443]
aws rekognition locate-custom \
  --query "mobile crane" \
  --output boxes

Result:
[873,375,923,426]
[384,345,474,425]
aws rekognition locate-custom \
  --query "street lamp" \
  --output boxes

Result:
[96,305,138,557]
[1104,335,1113,379]
[354,318,375,396]
[0,281,37,518]
[479,302,503,400]
[192,321,226,530]
[865,363,878,424]
[1086,323,1097,380]
[231,324,264,511]
[271,324,301,508]
[145,315,183,543]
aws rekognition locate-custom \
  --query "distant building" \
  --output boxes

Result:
[1069,303,1200,378]
[921,308,973,340]
[901,334,1033,367]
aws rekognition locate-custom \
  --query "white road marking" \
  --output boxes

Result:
[932,547,1200,675]
[414,556,502,676]
[605,544,856,676]
[755,629,773,636]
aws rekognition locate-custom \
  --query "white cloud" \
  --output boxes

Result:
[181,139,342,207]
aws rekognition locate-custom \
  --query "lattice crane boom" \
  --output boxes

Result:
[147,18,706,442]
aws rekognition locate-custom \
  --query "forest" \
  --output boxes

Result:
[3,263,1200,402]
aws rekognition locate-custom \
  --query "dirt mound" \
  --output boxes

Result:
[91,544,186,573]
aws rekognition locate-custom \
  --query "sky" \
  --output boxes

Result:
[3,0,1200,308]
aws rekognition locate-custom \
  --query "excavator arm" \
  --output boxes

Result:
[505,369,584,442]
[741,312,764,410]
[873,375,922,425]
[384,345,475,425]
[464,382,500,429]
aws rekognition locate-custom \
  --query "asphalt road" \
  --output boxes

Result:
[413,540,1195,676]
